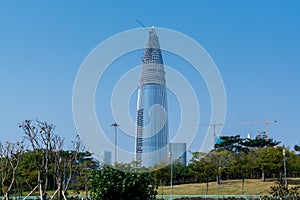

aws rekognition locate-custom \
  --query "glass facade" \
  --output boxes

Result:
[102,150,112,165]
[169,143,187,166]
[136,28,169,167]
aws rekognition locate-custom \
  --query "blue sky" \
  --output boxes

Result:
[0,1,299,155]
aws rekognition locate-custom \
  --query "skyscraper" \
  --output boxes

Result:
[136,27,169,167]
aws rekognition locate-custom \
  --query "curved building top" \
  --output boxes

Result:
[140,27,166,86]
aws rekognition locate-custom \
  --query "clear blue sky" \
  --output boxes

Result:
[0,1,299,154]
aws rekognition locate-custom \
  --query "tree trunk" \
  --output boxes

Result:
[216,175,221,185]
[85,176,89,199]
[42,191,47,200]
[44,168,49,200]
[161,180,164,199]
[5,171,16,200]
[38,171,43,200]
[4,192,9,200]
[279,172,283,184]
[261,171,265,182]
[205,177,209,195]
[242,175,245,195]
[59,185,63,200]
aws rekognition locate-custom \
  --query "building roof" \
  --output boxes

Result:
[140,28,166,86]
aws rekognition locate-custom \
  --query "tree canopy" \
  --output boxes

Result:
[215,135,280,153]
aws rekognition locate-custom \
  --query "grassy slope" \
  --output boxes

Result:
[158,178,300,195]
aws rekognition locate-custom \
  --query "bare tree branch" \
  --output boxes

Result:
[0,141,24,200]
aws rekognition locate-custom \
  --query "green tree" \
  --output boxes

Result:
[20,120,57,200]
[52,136,81,200]
[215,135,280,153]
[243,138,280,148]
[190,152,219,195]
[151,164,170,198]
[152,164,170,185]
[17,150,40,195]
[90,165,158,200]
[284,149,300,178]
[172,161,191,184]
[229,150,256,194]
[73,151,98,199]
[215,135,244,153]
[257,146,284,181]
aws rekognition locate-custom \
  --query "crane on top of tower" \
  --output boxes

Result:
[136,19,150,32]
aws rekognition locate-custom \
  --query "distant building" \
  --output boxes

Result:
[256,131,268,139]
[102,150,112,165]
[169,143,187,166]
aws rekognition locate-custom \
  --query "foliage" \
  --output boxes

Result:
[173,198,251,200]
[19,119,58,200]
[242,138,280,148]
[90,165,158,200]
[215,135,245,153]
[173,161,193,184]
[72,151,98,199]
[17,150,41,190]
[2,122,300,199]
[215,135,280,153]
[229,151,256,194]
[189,151,232,194]
[152,164,170,186]
[286,150,300,175]
[260,183,300,200]
[152,161,193,186]
[0,141,24,199]
[256,146,284,179]
[18,119,97,200]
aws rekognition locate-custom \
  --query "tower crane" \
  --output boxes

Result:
[136,19,150,32]
[238,119,277,139]
[196,123,224,143]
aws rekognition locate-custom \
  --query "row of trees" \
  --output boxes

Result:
[88,135,300,199]
[1,119,300,199]
[0,120,97,200]
[151,135,300,195]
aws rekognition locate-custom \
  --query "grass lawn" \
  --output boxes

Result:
[158,178,300,195]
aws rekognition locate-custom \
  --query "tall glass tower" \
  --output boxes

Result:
[136,27,169,167]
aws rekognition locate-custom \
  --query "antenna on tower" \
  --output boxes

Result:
[136,19,150,32]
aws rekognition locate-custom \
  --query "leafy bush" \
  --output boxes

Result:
[260,183,300,200]
[90,165,158,200]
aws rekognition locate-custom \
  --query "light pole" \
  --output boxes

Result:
[282,147,287,187]
[168,152,173,200]
[111,122,120,166]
